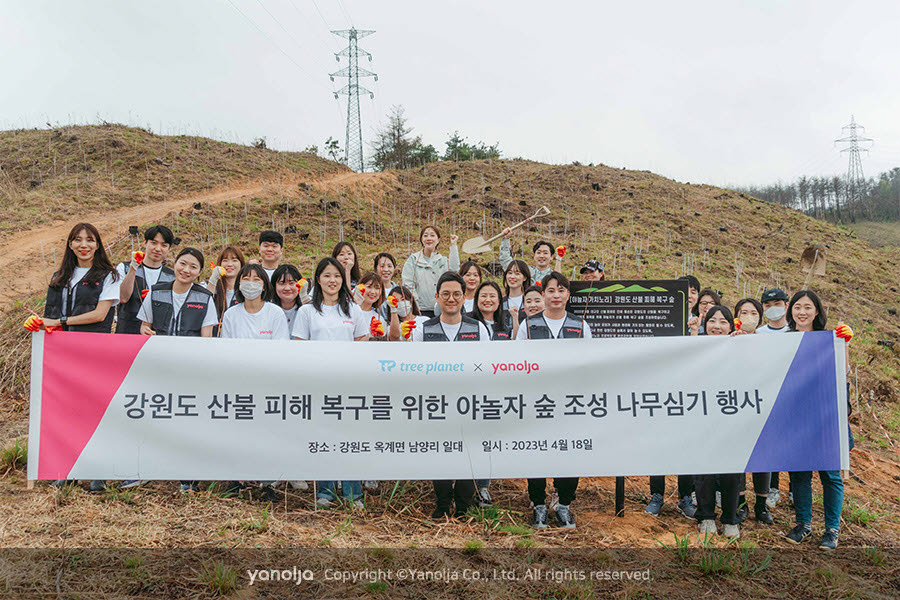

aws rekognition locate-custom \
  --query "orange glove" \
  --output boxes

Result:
[133,251,145,266]
[401,319,417,339]
[834,323,854,343]
[296,277,308,292]
[358,284,366,295]
[556,245,566,258]
[140,289,149,300]
[388,295,399,309]
[23,315,43,332]
[370,316,385,338]
[734,318,742,331]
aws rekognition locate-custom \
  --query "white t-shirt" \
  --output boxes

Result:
[292,302,369,341]
[137,288,218,331]
[63,267,120,312]
[221,302,290,340]
[359,307,387,332]
[433,296,475,317]
[281,304,299,329]
[116,262,165,290]
[225,288,235,308]
[515,314,593,340]
[757,324,788,334]
[411,318,491,342]
[506,294,524,311]
[263,267,277,281]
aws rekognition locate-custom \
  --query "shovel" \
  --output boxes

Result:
[461,206,551,254]
[800,244,827,289]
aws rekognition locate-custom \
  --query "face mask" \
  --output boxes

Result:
[239,280,264,300]
[764,306,786,321]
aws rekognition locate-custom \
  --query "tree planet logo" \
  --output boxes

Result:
[492,361,540,375]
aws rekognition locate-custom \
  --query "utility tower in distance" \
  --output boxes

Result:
[331,28,377,172]
[834,115,873,220]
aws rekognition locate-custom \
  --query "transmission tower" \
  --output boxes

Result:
[834,115,873,219]
[330,28,377,172]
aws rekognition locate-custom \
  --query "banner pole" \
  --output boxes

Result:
[615,477,625,516]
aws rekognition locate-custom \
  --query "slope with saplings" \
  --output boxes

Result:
[1,131,899,595]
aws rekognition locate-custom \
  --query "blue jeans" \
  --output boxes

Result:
[789,471,843,531]
[317,480,362,501]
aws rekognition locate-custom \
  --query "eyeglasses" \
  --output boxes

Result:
[699,301,716,307]
[439,291,463,300]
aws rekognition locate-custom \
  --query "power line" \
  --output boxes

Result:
[334,0,353,25]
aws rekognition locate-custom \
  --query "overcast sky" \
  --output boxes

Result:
[2,1,899,187]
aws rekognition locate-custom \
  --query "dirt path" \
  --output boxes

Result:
[0,171,386,310]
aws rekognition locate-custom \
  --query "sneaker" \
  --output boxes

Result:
[785,523,811,544]
[698,519,717,536]
[532,504,549,529]
[89,480,107,493]
[755,503,774,525]
[289,480,309,491]
[431,506,451,519]
[715,490,722,508]
[788,491,794,505]
[818,528,839,550]
[477,486,492,507]
[259,484,277,503]
[120,480,142,489]
[644,493,664,515]
[316,496,334,508]
[179,483,200,494]
[555,504,576,529]
[348,499,364,509]
[363,480,378,490]
[677,495,696,519]
[723,523,740,538]
[767,489,781,508]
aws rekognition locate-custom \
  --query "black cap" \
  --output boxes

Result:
[580,259,603,274]
[761,288,788,303]
[259,230,284,246]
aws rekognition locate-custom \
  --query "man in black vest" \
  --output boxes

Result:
[413,271,489,518]
[116,225,175,334]
[516,271,590,529]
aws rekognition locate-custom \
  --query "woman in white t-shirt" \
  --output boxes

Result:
[269,264,309,331]
[221,264,290,340]
[354,272,387,339]
[502,259,531,315]
[207,245,245,324]
[43,222,120,334]
[292,257,368,508]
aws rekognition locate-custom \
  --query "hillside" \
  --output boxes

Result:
[1,128,899,597]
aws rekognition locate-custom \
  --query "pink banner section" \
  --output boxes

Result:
[38,332,148,479]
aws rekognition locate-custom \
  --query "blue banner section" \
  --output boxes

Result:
[745,332,841,472]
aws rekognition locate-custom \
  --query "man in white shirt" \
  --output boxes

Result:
[258,230,284,281]
[758,288,790,334]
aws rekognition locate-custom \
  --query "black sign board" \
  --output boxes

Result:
[566,279,689,338]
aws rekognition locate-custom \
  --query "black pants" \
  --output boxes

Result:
[737,473,771,496]
[527,477,578,506]
[433,479,475,512]
[649,475,693,498]
[694,474,742,525]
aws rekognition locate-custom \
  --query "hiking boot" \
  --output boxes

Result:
[767,488,781,508]
[555,504,576,529]
[818,528,839,550]
[431,506,451,519]
[785,523,811,544]
[289,480,309,491]
[89,480,107,493]
[477,486,492,507]
[532,504,549,529]
[179,482,200,494]
[644,493,664,516]
[723,523,740,538]
[120,480,142,489]
[363,480,379,490]
[737,502,749,524]
[677,495,696,519]
[259,484,277,503]
[755,502,775,525]
[698,519,717,536]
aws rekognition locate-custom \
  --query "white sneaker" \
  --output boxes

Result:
[698,519,717,536]
[767,488,780,508]
[723,524,740,538]
[363,480,378,490]
[316,496,334,507]
[349,499,364,509]
[289,480,309,490]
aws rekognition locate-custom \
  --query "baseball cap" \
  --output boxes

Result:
[761,288,788,303]
[580,259,603,274]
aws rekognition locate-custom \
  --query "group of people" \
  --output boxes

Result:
[35,220,853,549]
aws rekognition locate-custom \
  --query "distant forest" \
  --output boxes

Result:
[733,168,900,223]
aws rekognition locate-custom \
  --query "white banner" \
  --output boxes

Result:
[28,330,849,480]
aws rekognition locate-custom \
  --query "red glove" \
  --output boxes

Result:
[370,316,385,338]
[23,315,43,332]
[401,320,417,339]
[140,289,149,300]
[133,251,145,265]
[389,295,399,309]
[296,277,308,292]
[556,245,566,258]
[734,318,742,331]
[834,324,854,343]
[358,284,366,295]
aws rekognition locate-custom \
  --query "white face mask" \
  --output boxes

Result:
[764,306,786,321]
[239,280,264,300]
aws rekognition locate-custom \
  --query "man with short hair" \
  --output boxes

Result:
[579,259,605,281]
[515,271,589,529]
[258,230,284,281]
[499,230,562,282]
[116,225,176,335]
[413,271,489,519]
[758,288,789,333]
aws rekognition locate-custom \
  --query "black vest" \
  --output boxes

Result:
[44,269,116,333]
[479,313,512,340]
[149,282,214,337]
[525,311,585,339]
[423,315,482,342]
[116,263,175,334]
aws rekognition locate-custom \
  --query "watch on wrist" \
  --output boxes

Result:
[60,316,68,327]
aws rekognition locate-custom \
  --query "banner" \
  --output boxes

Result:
[27,331,849,481]
[567,279,690,338]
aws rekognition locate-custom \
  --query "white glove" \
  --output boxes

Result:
[208,266,225,287]
[353,288,365,305]
[297,280,312,304]
[396,300,411,318]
